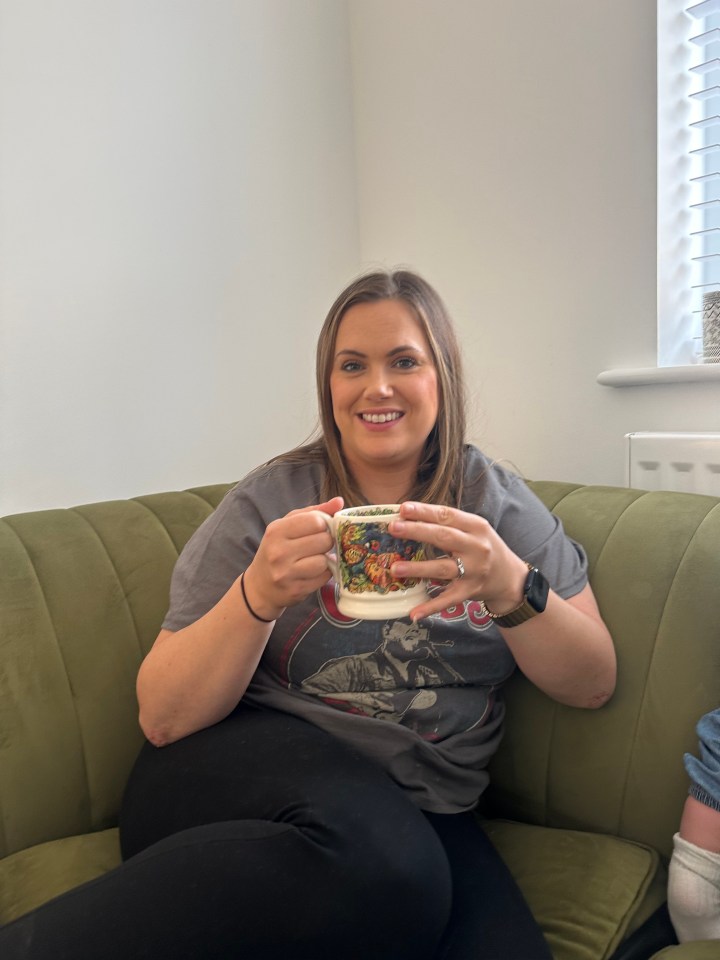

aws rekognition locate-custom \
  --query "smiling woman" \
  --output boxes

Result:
[0,269,616,960]
[311,269,468,510]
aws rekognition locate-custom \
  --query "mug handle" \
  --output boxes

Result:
[322,514,340,580]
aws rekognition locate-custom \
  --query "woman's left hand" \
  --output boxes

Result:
[389,501,617,710]
[388,501,530,622]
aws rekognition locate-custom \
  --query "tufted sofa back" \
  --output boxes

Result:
[0,484,233,859]
[487,481,720,861]
[1,479,719,868]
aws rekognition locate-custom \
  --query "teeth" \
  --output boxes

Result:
[362,412,401,423]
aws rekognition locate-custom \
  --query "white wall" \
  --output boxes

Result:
[0,0,359,514]
[4,0,718,515]
[349,0,720,486]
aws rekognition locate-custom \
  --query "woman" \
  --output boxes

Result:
[1,269,616,959]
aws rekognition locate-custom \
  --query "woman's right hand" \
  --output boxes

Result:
[137,496,343,746]
[241,496,343,622]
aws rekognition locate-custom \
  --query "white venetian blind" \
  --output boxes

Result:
[687,0,720,362]
[657,0,720,367]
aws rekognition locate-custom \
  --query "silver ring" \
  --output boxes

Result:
[455,556,466,579]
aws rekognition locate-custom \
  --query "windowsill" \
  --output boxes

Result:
[597,364,720,387]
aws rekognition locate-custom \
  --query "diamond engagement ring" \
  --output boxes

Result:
[455,556,466,579]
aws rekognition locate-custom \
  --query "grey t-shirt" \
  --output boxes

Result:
[163,445,587,813]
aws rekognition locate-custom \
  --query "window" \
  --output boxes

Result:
[658,0,720,367]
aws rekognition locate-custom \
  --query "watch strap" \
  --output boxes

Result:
[484,564,549,628]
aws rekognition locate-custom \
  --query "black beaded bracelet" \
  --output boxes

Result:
[239,573,275,624]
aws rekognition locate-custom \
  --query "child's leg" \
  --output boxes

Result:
[668,796,720,943]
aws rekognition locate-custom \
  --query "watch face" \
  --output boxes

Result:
[525,568,549,613]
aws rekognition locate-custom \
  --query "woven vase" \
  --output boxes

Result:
[703,291,720,363]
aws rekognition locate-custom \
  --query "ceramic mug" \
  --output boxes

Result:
[324,505,428,620]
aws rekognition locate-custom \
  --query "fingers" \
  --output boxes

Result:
[399,500,462,526]
[401,553,476,621]
[407,592,469,623]
[288,496,344,522]
[251,498,343,611]
[265,497,343,553]
[395,509,456,550]
[389,501,525,618]
[270,497,343,550]
[391,555,462,582]
[390,502,486,583]
[262,513,332,571]
[318,496,345,516]
[392,501,479,552]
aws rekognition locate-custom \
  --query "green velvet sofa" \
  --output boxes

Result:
[1,479,719,959]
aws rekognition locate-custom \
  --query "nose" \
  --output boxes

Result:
[364,365,393,399]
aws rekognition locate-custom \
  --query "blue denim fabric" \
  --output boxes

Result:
[685,708,720,812]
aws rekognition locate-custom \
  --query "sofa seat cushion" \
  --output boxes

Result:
[484,819,663,960]
[652,945,720,959]
[0,819,665,954]
[0,828,121,924]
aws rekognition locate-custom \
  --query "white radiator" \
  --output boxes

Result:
[626,432,720,496]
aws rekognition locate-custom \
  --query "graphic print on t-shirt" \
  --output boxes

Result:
[280,581,512,742]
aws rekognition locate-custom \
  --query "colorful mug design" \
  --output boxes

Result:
[324,506,429,620]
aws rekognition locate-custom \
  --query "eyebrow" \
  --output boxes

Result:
[335,345,423,359]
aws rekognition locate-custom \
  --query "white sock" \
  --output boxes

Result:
[668,832,720,943]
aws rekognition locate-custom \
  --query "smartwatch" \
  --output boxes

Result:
[484,565,549,628]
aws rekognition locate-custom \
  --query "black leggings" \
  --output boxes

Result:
[0,704,551,960]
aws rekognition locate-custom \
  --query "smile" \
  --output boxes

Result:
[360,412,403,424]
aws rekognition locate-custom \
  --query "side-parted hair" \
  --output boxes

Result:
[274,269,468,507]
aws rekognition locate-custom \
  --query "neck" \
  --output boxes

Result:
[349,462,417,506]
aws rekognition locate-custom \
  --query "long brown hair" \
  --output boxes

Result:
[275,269,468,507]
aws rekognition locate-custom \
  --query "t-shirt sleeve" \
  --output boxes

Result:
[160,459,324,632]
[161,484,266,632]
[466,453,588,600]
[496,477,588,599]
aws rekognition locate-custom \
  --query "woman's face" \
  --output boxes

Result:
[329,298,439,486]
